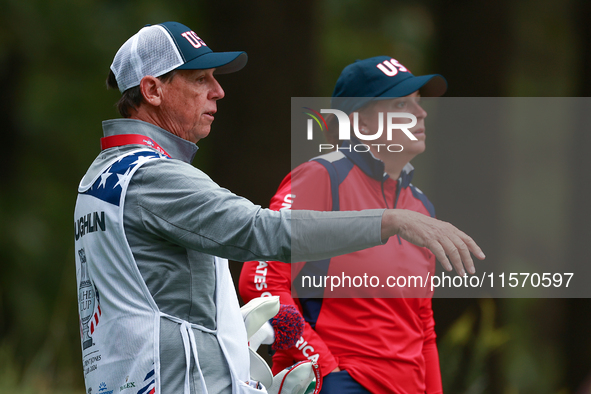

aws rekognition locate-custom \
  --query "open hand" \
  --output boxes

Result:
[382,209,485,276]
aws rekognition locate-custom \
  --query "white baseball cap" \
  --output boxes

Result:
[110,21,248,93]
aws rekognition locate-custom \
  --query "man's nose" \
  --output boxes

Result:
[411,101,427,119]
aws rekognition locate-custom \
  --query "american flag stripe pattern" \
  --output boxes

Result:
[137,368,155,394]
[90,304,102,334]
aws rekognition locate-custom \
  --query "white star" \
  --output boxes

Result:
[113,168,132,189]
[98,167,112,189]
[131,155,155,167]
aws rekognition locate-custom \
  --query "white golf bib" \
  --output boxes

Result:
[74,148,261,394]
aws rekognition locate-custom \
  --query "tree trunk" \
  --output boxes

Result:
[202,1,319,206]
[566,0,591,390]
[430,0,510,391]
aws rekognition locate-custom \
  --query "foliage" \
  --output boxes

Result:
[0,0,208,391]
[438,299,508,393]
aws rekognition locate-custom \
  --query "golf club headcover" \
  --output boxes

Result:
[270,304,305,350]
[268,360,322,394]
[248,303,306,351]
[241,296,280,340]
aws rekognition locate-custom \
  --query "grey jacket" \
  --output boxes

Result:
[79,118,385,393]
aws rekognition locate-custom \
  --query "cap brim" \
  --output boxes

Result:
[379,74,447,99]
[334,74,448,114]
[176,51,248,74]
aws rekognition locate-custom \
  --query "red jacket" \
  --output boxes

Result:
[239,142,443,393]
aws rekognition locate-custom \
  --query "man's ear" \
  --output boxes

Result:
[139,76,163,106]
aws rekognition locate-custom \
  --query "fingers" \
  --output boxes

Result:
[387,209,485,276]
[456,239,476,275]
[436,236,467,276]
[459,232,486,260]
[447,233,475,275]
[426,223,483,276]
[426,240,452,272]
[445,228,485,275]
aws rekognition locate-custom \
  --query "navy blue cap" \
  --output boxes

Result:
[111,21,248,92]
[159,22,247,74]
[331,56,447,114]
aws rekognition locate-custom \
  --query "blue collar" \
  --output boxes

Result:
[340,138,415,187]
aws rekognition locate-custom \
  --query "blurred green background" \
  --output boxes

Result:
[1,0,591,393]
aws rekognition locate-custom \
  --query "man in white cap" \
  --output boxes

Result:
[74,22,484,394]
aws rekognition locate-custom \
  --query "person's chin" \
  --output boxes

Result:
[192,127,211,142]
[406,141,426,155]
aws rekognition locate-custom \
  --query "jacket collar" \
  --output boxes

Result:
[340,137,415,187]
[102,119,199,164]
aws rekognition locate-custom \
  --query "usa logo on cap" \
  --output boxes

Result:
[376,58,410,76]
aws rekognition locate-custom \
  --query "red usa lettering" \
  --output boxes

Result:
[181,31,207,49]
[376,58,409,77]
